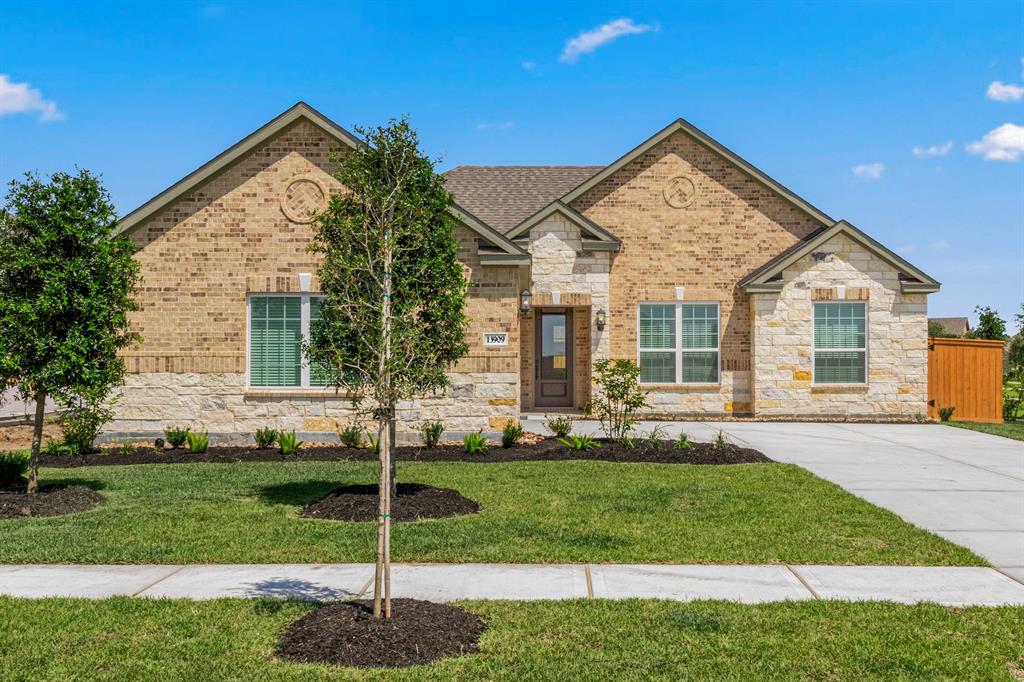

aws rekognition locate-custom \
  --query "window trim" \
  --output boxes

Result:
[246,293,329,391]
[637,301,721,386]
[811,300,868,386]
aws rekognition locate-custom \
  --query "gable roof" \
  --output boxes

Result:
[739,220,941,293]
[929,317,970,336]
[559,118,835,227]
[503,200,620,250]
[445,166,602,232]
[116,102,528,262]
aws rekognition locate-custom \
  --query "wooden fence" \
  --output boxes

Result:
[927,337,1005,423]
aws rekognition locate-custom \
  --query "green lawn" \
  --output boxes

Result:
[946,421,1024,442]
[0,460,980,565]
[1,597,1021,681]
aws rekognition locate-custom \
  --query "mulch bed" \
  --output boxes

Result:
[37,438,772,468]
[300,483,480,522]
[0,481,103,519]
[276,598,485,668]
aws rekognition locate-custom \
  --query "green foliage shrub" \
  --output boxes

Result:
[0,450,30,488]
[586,359,649,441]
[60,395,114,455]
[278,430,303,457]
[462,431,488,455]
[544,415,574,438]
[254,428,278,449]
[938,406,956,422]
[337,423,363,448]
[164,427,189,450]
[501,420,524,448]
[420,420,444,448]
[558,434,599,452]
[186,431,209,454]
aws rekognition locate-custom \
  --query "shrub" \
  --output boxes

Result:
[938,406,956,422]
[254,427,278,449]
[544,415,574,438]
[646,425,667,447]
[60,395,114,455]
[0,450,30,488]
[558,434,599,452]
[619,435,637,449]
[501,420,524,448]
[366,431,380,454]
[586,359,648,441]
[462,431,488,455]
[713,430,730,450]
[420,420,444,448]
[674,432,692,450]
[43,439,75,456]
[278,430,303,457]
[186,430,209,454]
[164,426,189,450]
[337,423,363,448]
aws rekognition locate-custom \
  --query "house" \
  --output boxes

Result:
[929,317,970,337]
[106,102,940,439]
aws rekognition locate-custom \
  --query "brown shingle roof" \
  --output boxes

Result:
[929,317,970,336]
[444,166,602,232]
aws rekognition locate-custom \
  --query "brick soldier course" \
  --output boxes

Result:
[104,102,940,441]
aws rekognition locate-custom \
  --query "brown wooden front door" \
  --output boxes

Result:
[535,309,574,408]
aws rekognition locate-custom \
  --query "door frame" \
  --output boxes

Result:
[534,307,574,408]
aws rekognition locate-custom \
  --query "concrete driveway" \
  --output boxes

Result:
[523,418,1024,582]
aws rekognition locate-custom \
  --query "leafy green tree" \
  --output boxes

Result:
[0,170,140,492]
[307,118,469,618]
[928,319,957,338]
[967,306,1007,341]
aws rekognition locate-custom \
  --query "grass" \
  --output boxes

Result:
[945,421,1024,442]
[0,597,1022,681]
[0,460,980,565]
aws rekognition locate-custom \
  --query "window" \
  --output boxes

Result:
[248,294,327,388]
[813,302,866,384]
[638,303,719,384]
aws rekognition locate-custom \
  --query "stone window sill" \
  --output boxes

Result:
[810,385,868,394]
[244,389,353,399]
[640,383,722,393]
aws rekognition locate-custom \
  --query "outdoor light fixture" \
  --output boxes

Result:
[519,289,532,314]
[595,308,607,331]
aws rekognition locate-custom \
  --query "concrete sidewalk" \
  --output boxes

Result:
[1,563,1022,606]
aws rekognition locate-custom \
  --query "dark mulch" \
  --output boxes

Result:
[0,481,103,519]
[276,598,485,668]
[38,438,772,468]
[300,483,480,522]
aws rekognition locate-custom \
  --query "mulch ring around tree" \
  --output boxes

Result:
[38,437,773,468]
[0,481,103,519]
[299,483,480,522]
[277,598,485,668]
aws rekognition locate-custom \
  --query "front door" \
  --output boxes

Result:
[535,309,574,408]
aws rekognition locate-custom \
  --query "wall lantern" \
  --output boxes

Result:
[519,289,532,314]
[595,308,607,331]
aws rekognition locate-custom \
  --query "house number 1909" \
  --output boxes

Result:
[483,332,508,347]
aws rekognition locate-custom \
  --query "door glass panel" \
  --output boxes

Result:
[540,314,568,380]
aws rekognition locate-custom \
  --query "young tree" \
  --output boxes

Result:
[0,170,140,492]
[306,118,469,619]
[967,306,1008,341]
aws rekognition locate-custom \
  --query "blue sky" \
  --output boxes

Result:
[1,1,1021,326]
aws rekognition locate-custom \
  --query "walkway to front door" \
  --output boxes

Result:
[534,309,573,408]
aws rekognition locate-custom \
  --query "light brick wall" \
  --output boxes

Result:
[570,130,823,414]
[751,233,928,417]
[111,120,520,437]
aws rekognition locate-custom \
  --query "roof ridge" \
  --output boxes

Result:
[447,165,604,170]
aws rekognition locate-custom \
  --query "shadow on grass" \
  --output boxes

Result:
[41,477,108,491]
[256,480,354,506]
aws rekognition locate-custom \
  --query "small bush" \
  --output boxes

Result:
[646,425,667,447]
[420,420,444,448]
[254,427,278,449]
[278,430,303,457]
[713,430,730,450]
[587,359,649,441]
[558,434,599,452]
[119,441,133,457]
[462,431,488,455]
[938,406,956,422]
[619,435,637,449]
[366,431,380,454]
[337,423,364,448]
[501,420,524,448]
[544,415,574,438]
[61,396,114,455]
[164,426,190,450]
[186,431,209,454]
[0,450,30,488]
[43,439,76,456]
[674,432,692,450]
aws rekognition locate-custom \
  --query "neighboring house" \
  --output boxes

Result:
[107,102,940,438]
[930,317,970,337]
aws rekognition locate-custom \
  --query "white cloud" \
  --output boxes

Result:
[967,123,1024,161]
[521,61,537,72]
[912,141,953,158]
[559,18,655,64]
[852,163,885,181]
[476,121,515,130]
[0,75,63,121]
[987,81,1024,102]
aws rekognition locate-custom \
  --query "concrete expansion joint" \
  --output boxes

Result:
[785,565,820,599]
[131,565,185,597]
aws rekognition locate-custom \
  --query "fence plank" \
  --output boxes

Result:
[928,337,1004,423]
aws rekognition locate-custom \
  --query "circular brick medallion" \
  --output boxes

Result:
[663,175,697,209]
[281,177,326,224]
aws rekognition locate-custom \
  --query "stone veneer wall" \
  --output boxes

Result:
[569,130,825,415]
[751,233,928,417]
[519,213,610,410]
[108,119,520,439]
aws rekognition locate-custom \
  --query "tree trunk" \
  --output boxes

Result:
[389,416,397,499]
[382,414,392,619]
[27,388,46,494]
[372,417,388,618]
